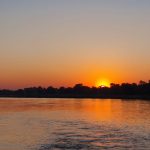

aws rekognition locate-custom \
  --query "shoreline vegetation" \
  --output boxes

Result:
[0,80,150,100]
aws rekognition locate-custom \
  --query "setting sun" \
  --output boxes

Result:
[95,79,110,88]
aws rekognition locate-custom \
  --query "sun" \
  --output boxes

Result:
[95,79,110,88]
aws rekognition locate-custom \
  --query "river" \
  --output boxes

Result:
[0,98,150,149]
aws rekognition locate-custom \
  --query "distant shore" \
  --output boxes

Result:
[0,82,150,100]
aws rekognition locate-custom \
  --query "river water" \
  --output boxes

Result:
[0,98,150,150]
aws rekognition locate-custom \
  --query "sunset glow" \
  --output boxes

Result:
[0,1,150,89]
[95,79,110,88]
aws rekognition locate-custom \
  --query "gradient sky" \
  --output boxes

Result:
[0,0,150,89]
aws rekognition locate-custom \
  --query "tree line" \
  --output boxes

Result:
[0,80,150,99]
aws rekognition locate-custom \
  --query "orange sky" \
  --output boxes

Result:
[0,1,150,89]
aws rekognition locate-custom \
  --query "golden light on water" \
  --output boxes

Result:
[95,79,110,87]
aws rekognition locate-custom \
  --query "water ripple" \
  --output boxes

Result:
[38,121,150,150]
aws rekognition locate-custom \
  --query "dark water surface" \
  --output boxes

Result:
[0,98,150,150]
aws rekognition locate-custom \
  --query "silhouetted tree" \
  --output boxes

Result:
[0,80,150,99]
